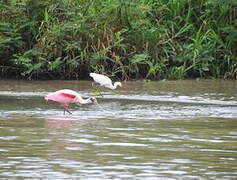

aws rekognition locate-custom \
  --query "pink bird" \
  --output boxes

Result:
[44,89,97,114]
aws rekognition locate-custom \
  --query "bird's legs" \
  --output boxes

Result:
[64,105,72,115]
[96,86,103,97]
[91,82,95,88]
[91,82,103,97]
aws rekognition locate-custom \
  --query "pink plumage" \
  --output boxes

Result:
[45,89,77,106]
[44,89,97,114]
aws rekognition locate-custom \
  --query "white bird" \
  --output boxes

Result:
[90,72,122,90]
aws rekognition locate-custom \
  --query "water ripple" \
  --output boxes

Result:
[0,80,237,179]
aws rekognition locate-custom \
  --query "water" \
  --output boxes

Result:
[0,80,237,179]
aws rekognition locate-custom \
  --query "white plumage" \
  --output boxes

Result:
[90,73,122,90]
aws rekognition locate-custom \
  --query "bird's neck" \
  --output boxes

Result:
[74,96,91,104]
[112,82,121,89]
[105,82,117,89]
[109,83,117,90]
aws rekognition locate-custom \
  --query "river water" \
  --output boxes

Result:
[0,80,237,179]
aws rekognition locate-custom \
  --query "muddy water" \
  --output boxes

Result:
[0,80,237,179]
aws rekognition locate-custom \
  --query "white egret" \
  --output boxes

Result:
[89,73,122,89]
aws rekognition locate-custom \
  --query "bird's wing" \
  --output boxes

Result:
[45,90,78,105]
[60,92,76,99]
[90,73,112,86]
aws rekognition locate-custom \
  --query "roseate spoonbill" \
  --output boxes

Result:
[89,72,122,89]
[44,89,97,114]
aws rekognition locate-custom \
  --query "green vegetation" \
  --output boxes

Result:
[0,0,236,80]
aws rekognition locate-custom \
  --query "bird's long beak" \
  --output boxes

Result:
[94,99,105,111]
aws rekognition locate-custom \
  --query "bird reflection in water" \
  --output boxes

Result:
[45,115,79,129]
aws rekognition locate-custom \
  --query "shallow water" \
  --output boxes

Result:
[0,80,237,179]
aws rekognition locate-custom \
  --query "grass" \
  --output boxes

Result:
[0,0,236,80]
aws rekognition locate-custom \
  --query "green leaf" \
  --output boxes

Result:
[48,57,62,71]
[131,53,150,64]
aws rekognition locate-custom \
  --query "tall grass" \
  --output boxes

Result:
[0,0,236,80]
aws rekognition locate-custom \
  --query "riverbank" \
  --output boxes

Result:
[0,0,236,80]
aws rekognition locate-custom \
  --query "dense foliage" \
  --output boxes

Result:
[0,0,236,80]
